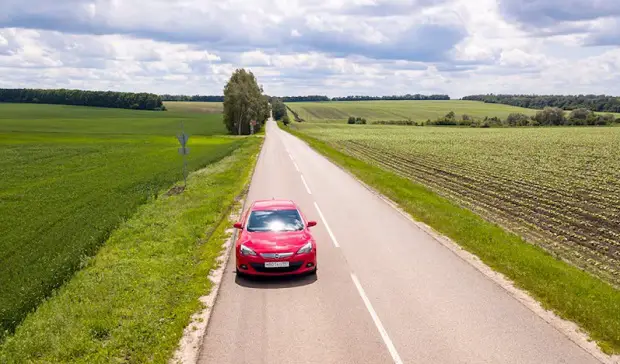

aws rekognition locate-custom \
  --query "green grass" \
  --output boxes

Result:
[0,137,262,362]
[163,101,223,114]
[286,100,539,123]
[0,103,226,135]
[0,103,238,339]
[280,122,620,355]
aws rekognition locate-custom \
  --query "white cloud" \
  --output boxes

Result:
[0,0,618,98]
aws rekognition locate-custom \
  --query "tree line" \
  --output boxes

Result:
[160,94,224,102]
[269,97,291,125]
[164,94,451,103]
[0,88,165,111]
[462,94,620,113]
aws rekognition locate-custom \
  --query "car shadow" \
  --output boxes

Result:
[235,271,317,289]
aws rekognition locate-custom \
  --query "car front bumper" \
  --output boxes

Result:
[236,252,317,276]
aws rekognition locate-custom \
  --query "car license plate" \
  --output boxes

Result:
[264,261,289,268]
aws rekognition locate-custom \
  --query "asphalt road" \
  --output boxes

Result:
[197,119,600,364]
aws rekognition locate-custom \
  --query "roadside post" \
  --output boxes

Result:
[250,119,256,135]
[177,122,190,188]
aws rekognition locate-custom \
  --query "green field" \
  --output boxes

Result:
[0,103,237,337]
[283,122,620,353]
[0,137,261,362]
[164,101,223,114]
[286,100,539,123]
[0,103,226,135]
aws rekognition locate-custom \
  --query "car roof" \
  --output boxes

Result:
[251,199,298,211]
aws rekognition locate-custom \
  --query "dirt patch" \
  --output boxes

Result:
[166,185,185,196]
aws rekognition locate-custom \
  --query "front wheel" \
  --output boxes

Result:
[236,267,246,277]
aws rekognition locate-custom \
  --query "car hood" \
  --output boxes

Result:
[241,230,311,252]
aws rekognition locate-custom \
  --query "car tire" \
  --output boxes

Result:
[236,267,245,277]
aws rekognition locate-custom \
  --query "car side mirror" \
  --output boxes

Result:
[307,221,317,228]
[233,222,243,229]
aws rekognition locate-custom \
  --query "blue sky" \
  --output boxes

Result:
[0,0,619,98]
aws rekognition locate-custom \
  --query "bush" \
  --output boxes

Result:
[586,113,601,126]
[601,114,615,125]
[458,118,473,126]
[533,107,565,126]
[372,120,415,126]
[506,113,530,127]
[485,116,502,126]
[569,108,591,124]
[271,98,287,121]
[282,115,290,126]
[355,117,367,125]
[347,116,356,124]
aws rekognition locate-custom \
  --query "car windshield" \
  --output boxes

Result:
[246,209,304,232]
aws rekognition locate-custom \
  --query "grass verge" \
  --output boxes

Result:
[0,137,262,363]
[279,122,620,355]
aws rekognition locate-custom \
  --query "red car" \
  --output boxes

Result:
[233,199,318,276]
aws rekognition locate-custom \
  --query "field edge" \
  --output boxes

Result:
[278,122,620,356]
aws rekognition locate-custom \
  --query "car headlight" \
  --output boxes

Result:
[297,241,313,254]
[240,244,257,256]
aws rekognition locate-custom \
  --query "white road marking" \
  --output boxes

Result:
[288,152,294,161]
[293,161,300,172]
[351,273,404,364]
[313,202,340,248]
[300,174,312,195]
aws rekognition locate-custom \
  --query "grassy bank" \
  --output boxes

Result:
[280,123,620,354]
[0,137,262,362]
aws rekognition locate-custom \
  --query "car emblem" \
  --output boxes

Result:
[274,253,280,259]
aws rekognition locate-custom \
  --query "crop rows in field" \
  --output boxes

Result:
[300,125,620,285]
[342,140,620,284]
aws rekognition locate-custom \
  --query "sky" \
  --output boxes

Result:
[1,0,619,98]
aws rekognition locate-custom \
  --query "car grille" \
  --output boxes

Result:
[259,252,294,259]
[250,261,304,273]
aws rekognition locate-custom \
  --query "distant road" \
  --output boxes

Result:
[197,119,600,364]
